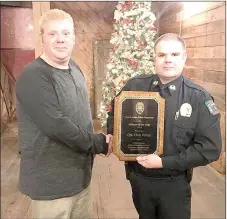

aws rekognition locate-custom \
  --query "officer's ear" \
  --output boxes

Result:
[72,32,76,45]
[154,54,157,66]
[183,52,187,63]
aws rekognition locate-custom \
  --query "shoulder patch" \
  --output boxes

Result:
[205,100,219,115]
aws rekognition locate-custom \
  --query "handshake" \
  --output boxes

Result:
[100,134,113,157]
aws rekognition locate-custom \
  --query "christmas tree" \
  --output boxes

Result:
[99,1,157,127]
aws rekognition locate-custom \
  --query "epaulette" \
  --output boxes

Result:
[126,74,156,84]
[183,76,212,99]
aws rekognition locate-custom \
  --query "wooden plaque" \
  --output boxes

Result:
[113,91,165,161]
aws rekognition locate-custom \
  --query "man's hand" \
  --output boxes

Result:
[100,134,113,157]
[136,154,163,168]
[106,134,113,156]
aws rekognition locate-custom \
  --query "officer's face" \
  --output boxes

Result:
[154,40,187,83]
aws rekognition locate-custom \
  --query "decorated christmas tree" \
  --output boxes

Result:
[99,1,157,127]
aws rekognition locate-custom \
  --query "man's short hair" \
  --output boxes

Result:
[154,33,186,52]
[39,9,74,34]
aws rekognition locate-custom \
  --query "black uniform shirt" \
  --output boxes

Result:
[151,75,184,157]
[107,74,222,175]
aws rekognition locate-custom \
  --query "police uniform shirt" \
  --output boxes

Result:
[107,74,222,173]
[151,75,183,158]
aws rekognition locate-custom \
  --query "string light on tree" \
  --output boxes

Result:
[99,1,157,127]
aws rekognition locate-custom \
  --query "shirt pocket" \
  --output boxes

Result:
[172,117,196,151]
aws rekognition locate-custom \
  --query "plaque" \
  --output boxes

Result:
[113,91,165,161]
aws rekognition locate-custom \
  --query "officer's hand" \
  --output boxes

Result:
[136,154,163,168]
[106,134,113,156]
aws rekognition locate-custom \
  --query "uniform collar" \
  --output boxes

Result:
[150,74,160,89]
[152,75,183,95]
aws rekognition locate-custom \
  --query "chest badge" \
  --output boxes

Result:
[153,81,158,85]
[169,85,176,90]
[180,103,192,117]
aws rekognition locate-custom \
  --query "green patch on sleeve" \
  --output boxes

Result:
[205,100,219,115]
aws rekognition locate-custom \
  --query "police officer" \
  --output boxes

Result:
[106,33,222,219]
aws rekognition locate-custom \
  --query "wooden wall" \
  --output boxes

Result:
[158,2,226,174]
[51,2,116,116]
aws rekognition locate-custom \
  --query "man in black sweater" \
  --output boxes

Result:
[107,33,222,219]
[16,9,112,219]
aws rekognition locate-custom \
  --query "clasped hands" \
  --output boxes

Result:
[99,134,113,157]
[101,134,163,168]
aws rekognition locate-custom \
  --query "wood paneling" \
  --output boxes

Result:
[32,2,50,58]
[182,19,225,39]
[186,58,225,72]
[74,2,114,33]
[187,46,225,59]
[184,68,225,86]
[93,40,113,118]
[185,33,225,48]
[206,33,225,46]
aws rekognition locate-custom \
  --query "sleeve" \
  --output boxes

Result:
[16,70,108,155]
[162,93,222,170]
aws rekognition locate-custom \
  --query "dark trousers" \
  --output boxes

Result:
[128,171,191,219]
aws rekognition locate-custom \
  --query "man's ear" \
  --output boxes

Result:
[40,33,44,44]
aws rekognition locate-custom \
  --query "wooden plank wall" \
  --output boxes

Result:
[51,2,116,116]
[158,2,226,174]
[32,2,50,58]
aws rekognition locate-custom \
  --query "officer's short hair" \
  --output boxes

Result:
[154,33,186,52]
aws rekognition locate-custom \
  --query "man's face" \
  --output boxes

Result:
[41,19,75,63]
[154,40,187,82]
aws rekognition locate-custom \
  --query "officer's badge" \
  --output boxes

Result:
[136,102,144,115]
[153,81,158,85]
[169,85,176,90]
[180,103,192,117]
[205,100,219,115]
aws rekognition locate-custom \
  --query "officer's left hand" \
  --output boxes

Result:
[136,154,163,168]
